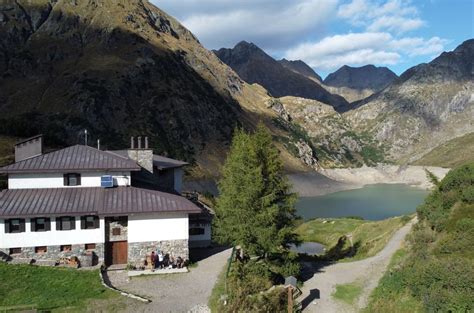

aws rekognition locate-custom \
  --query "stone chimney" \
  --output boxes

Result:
[15,135,43,162]
[127,136,153,173]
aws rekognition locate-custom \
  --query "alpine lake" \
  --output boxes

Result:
[296,184,430,221]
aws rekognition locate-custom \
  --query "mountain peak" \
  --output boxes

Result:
[324,65,398,91]
[214,42,348,111]
[278,58,322,82]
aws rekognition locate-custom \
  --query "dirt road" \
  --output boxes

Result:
[299,219,416,312]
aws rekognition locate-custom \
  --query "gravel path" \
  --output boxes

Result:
[299,219,416,313]
[107,247,232,313]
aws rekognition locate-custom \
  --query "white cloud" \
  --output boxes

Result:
[153,0,338,50]
[390,36,449,56]
[338,0,425,34]
[152,0,449,74]
[368,16,424,33]
[286,33,400,70]
[285,32,446,71]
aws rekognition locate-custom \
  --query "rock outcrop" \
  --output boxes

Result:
[347,39,474,164]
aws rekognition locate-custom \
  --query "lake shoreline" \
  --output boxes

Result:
[289,164,450,197]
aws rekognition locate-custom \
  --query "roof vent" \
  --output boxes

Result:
[101,175,114,188]
[15,135,43,162]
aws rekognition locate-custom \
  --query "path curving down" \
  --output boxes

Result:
[299,218,417,313]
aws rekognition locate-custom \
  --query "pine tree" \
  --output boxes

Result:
[213,124,298,258]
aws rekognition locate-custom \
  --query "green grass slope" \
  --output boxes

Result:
[365,162,474,312]
[296,216,410,261]
[0,263,119,311]
[413,132,474,168]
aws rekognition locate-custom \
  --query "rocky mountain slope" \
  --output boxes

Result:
[278,58,322,82]
[0,0,310,174]
[323,65,398,102]
[268,97,384,168]
[324,65,398,91]
[347,39,474,164]
[214,41,349,111]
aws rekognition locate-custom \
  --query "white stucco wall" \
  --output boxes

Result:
[0,218,105,249]
[189,223,211,242]
[8,172,131,189]
[128,213,189,243]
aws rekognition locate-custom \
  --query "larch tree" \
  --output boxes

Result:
[213,123,298,258]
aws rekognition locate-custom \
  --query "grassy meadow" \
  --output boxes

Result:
[0,263,120,311]
[296,215,412,261]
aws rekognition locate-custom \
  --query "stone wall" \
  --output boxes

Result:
[128,239,188,267]
[0,243,104,267]
[127,149,153,173]
[105,218,128,242]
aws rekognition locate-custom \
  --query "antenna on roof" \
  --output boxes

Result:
[97,139,100,150]
[84,129,88,146]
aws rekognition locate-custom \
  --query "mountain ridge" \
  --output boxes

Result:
[324,64,398,92]
[214,41,350,112]
[278,58,322,82]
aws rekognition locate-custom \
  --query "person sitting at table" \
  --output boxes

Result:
[176,256,183,269]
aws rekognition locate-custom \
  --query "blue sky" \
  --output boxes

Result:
[153,0,473,78]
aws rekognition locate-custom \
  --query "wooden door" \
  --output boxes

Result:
[107,241,128,265]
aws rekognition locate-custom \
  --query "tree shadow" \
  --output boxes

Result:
[301,288,320,310]
[189,245,230,263]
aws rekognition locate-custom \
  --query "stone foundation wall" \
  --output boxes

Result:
[0,243,104,267]
[128,239,188,267]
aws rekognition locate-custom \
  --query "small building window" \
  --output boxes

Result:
[63,173,81,186]
[35,246,47,254]
[60,245,72,252]
[112,228,121,236]
[80,216,99,230]
[85,243,96,251]
[189,228,205,236]
[9,247,21,255]
[31,218,51,232]
[56,217,76,231]
[5,219,25,233]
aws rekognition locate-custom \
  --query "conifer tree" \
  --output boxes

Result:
[213,124,298,258]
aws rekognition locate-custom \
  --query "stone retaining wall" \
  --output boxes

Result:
[0,243,104,267]
[128,239,188,267]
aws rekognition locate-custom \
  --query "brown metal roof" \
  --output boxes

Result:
[0,187,202,218]
[152,155,189,170]
[0,145,141,174]
[109,150,188,170]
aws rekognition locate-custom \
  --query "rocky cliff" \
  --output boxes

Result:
[269,97,384,168]
[347,39,474,164]
[214,41,349,112]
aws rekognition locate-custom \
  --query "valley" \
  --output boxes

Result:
[0,1,472,313]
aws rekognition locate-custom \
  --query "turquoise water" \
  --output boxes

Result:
[296,184,429,221]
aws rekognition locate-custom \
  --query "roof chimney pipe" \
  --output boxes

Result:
[145,137,149,149]
[130,136,135,149]
[137,136,142,149]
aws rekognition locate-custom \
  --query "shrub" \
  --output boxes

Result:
[461,185,474,203]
